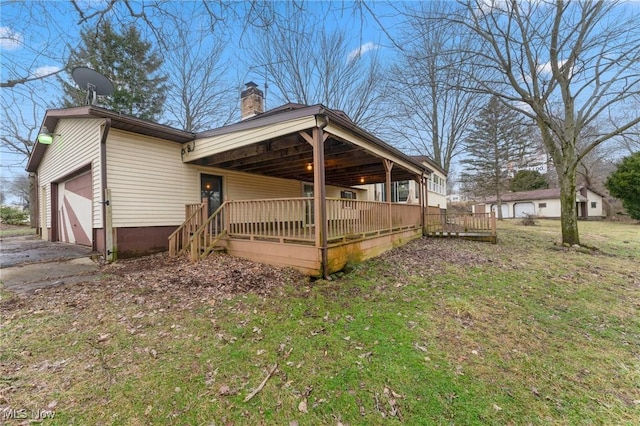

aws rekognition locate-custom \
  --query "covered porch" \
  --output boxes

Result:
[169,104,432,277]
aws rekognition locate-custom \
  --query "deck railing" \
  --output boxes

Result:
[227,198,315,242]
[390,203,422,229]
[190,202,227,261]
[424,212,496,240]
[168,202,205,256]
[174,198,429,259]
[326,199,421,240]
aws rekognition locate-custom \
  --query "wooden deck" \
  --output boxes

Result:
[168,199,496,276]
[424,213,497,243]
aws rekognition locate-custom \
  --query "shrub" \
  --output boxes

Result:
[520,213,537,226]
[0,206,29,225]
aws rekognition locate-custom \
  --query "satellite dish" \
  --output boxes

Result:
[71,67,114,105]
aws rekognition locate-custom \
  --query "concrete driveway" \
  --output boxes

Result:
[0,235,102,295]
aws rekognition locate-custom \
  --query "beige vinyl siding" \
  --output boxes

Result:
[38,118,104,229]
[325,185,366,199]
[224,171,301,200]
[107,130,199,227]
[190,166,366,201]
[183,116,316,161]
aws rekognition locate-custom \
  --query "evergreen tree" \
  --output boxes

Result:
[606,152,640,220]
[460,96,535,219]
[61,21,168,121]
[510,170,549,192]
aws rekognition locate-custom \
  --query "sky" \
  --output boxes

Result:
[1,1,639,203]
[0,1,399,202]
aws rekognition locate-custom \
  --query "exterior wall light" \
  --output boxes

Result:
[37,127,58,145]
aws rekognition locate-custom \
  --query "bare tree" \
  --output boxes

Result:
[436,0,640,246]
[575,125,619,193]
[246,3,387,131]
[159,4,236,131]
[0,2,75,89]
[387,1,486,173]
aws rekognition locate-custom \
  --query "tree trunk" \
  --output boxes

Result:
[558,169,580,246]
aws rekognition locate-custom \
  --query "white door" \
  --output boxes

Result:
[514,202,535,218]
[58,172,92,246]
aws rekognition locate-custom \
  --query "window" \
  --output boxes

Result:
[591,202,597,208]
[391,181,410,202]
[538,202,547,208]
[340,190,356,200]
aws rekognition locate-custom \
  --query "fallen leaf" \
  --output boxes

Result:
[298,398,308,413]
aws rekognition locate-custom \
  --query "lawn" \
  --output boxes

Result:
[1,219,638,424]
[0,224,35,238]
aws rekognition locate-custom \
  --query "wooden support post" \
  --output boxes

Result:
[306,125,328,277]
[384,160,393,231]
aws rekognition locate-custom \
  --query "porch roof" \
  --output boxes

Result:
[184,104,432,188]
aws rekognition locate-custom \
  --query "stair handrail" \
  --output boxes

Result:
[168,202,205,256]
[190,201,229,261]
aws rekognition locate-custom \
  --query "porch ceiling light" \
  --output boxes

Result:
[360,177,365,183]
[306,163,313,171]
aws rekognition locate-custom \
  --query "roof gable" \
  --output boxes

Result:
[27,106,194,172]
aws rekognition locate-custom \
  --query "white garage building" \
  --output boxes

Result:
[472,187,606,220]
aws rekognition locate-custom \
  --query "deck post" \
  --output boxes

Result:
[418,175,426,235]
[384,160,393,231]
[312,121,328,278]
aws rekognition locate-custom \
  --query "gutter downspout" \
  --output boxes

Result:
[420,173,426,235]
[316,112,329,279]
[100,118,112,262]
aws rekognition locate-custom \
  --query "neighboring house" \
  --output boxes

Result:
[472,187,606,219]
[27,85,446,277]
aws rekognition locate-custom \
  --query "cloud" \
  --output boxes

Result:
[0,26,23,50]
[32,66,61,78]
[347,42,379,63]
[537,59,572,76]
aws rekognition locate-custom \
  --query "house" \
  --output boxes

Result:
[471,187,606,219]
[359,156,447,215]
[26,84,448,277]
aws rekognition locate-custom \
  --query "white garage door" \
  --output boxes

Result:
[491,204,510,218]
[514,202,535,218]
[58,172,92,246]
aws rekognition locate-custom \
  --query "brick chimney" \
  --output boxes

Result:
[240,81,264,120]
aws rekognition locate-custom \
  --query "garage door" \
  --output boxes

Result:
[58,172,92,246]
[491,204,510,218]
[514,202,535,218]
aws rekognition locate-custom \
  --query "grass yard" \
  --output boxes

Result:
[1,219,638,424]
[0,224,35,238]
